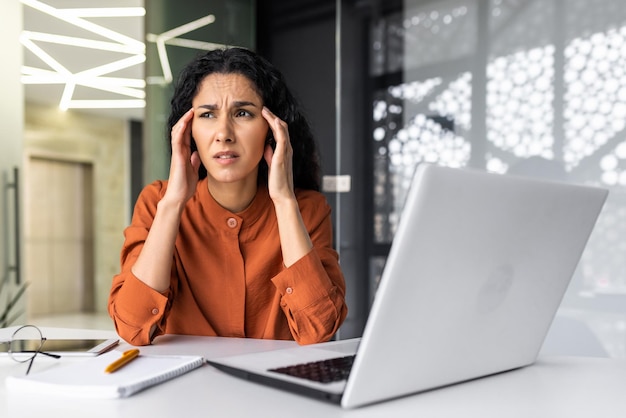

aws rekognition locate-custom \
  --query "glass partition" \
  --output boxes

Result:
[344,0,626,357]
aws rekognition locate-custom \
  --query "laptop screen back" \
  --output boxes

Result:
[342,164,607,408]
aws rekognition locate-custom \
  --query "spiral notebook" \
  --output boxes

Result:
[6,349,204,398]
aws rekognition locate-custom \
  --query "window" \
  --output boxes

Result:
[363,0,626,357]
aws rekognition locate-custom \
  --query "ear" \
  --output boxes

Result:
[266,132,276,151]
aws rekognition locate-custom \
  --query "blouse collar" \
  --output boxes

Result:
[196,178,272,229]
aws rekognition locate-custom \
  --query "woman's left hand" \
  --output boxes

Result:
[262,107,313,267]
[262,107,296,203]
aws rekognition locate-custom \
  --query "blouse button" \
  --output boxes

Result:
[286,287,293,295]
[151,308,159,315]
[227,217,238,228]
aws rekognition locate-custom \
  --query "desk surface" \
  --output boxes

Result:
[2,327,626,418]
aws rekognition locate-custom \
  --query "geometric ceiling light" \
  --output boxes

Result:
[20,0,147,110]
[20,0,227,112]
[146,14,223,85]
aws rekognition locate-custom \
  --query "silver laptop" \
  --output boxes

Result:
[207,163,608,409]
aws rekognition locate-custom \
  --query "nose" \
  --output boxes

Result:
[215,116,235,143]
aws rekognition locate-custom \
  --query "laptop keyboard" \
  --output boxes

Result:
[268,355,356,384]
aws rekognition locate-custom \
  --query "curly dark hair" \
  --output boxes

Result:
[166,47,321,191]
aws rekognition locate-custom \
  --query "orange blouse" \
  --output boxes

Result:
[108,179,347,346]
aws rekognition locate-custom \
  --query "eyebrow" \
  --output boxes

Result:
[197,101,259,110]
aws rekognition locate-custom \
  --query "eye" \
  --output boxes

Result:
[199,111,215,118]
[235,109,252,117]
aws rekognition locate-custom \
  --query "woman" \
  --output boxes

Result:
[108,48,347,346]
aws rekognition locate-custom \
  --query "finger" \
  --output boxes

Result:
[172,108,194,143]
[264,143,274,167]
[261,107,278,138]
[262,107,289,145]
[261,106,277,121]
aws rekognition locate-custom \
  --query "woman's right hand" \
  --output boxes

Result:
[130,108,199,294]
[164,108,201,207]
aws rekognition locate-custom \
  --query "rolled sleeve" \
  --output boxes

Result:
[109,273,169,345]
[272,251,334,310]
[271,249,347,344]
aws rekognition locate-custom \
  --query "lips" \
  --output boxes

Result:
[213,151,239,160]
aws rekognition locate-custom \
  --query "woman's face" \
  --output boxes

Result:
[191,72,268,187]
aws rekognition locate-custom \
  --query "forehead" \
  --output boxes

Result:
[194,73,261,102]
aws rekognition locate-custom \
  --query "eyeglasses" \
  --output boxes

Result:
[8,325,61,375]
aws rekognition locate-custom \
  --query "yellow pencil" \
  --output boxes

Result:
[105,349,140,373]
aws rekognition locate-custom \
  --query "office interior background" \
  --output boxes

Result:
[1,0,625,358]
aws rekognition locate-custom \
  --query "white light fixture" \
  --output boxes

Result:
[22,31,143,54]
[61,7,146,18]
[21,0,144,50]
[21,0,146,110]
[146,14,219,85]
[21,0,232,112]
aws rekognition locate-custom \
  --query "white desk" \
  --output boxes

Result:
[2,327,626,418]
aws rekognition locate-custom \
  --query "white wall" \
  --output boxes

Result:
[0,0,25,325]
[1,1,128,323]
[23,103,129,317]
